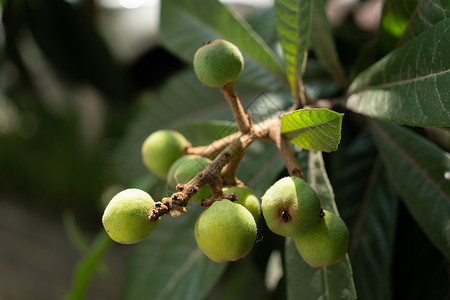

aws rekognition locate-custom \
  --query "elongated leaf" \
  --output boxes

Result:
[123,206,227,300]
[369,120,450,260]
[160,0,286,90]
[285,151,357,300]
[351,161,398,300]
[310,0,347,88]
[281,108,343,152]
[347,19,450,127]
[274,0,313,98]
[399,0,450,44]
[64,231,112,300]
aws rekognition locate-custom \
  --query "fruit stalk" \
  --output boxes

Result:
[268,118,304,180]
[221,82,251,134]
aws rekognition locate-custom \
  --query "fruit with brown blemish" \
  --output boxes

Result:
[261,176,321,237]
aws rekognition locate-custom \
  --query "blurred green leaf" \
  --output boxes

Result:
[350,160,398,300]
[347,19,450,127]
[369,120,450,260]
[160,0,286,90]
[65,231,112,300]
[274,0,313,99]
[310,0,347,88]
[281,108,343,152]
[285,151,356,300]
[123,206,227,300]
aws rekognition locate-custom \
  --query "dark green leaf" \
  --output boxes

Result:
[274,0,313,98]
[310,0,347,88]
[347,19,450,127]
[160,0,286,90]
[285,151,357,300]
[350,160,399,300]
[281,108,343,152]
[399,0,450,44]
[123,206,227,300]
[369,120,450,260]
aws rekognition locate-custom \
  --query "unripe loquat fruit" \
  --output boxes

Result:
[222,185,260,223]
[141,130,189,178]
[195,200,257,262]
[102,188,159,244]
[193,39,244,87]
[294,210,349,267]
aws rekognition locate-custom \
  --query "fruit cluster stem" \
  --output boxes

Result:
[149,90,306,221]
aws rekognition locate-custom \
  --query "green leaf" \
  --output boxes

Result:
[285,151,357,300]
[369,120,450,260]
[281,108,343,152]
[310,0,347,88]
[274,0,313,98]
[123,206,227,300]
[160,0,286,90]
[64,231,112,300]
[347,19,450,127]
[350,160,398,300]
[399,0,450,44]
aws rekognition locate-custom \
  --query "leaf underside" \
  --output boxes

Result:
[281,108,343,152]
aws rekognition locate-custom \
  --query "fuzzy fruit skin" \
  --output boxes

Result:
[222,186,260,223]
[193,39,244,87]
[294,210,349,267]
[102,189,159,244]
[261,176,321,237]
[167,155,212,203]
[141,130,188,179]
[195,200,257,262]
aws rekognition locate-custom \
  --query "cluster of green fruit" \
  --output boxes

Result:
[262,176,349,267]
[102,39,349,267]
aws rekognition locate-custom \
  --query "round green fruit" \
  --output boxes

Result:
[167,154,212,203]
[261,176,321,237]
[102,188,159,244]
[193,39,244,87]
[195,200,257,262]
[222,185,260,223]
[294,210,349,267]
[141,130,189,178]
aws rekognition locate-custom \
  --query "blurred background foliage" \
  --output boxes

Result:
[1,0,448,299]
